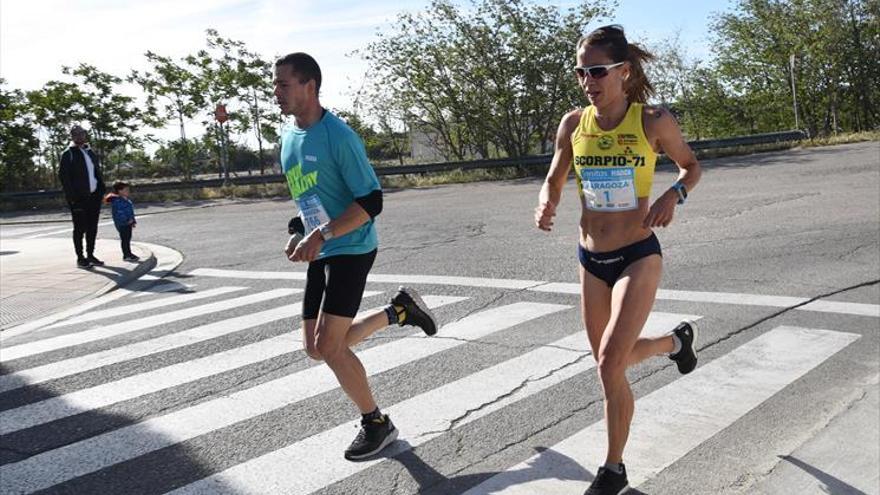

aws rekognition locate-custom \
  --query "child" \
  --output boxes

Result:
[104,181,139,261]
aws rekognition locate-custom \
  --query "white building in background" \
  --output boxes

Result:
[409,125,446,162]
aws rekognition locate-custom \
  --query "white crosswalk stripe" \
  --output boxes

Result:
[169,312,696,495]
[462,326,860,494]
[0,295,465,435]
[187,269,880,317]
[43,286,247,329]
[0,301,567,493]
[0,291,388,394]
[0,271,864,495]
[0,288,298,362]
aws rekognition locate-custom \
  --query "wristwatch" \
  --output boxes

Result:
[671,181,688,205]
[318,223,334,241]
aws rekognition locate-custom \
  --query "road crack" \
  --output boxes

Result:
[419,352,592,438]
[698,279,879,353]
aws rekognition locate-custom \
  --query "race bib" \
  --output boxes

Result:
[580,167,637,211]
[295,193,331,232]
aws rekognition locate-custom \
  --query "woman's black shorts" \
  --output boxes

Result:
[578,233,662,288]
[302,249,377,319]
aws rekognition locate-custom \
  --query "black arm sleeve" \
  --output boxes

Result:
[355,189,383,219]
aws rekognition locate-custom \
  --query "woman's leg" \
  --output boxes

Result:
[599,254,663,465]
[580,265,613,357]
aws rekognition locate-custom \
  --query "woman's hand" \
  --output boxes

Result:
[535,201,557,231]
[643,189,678,228]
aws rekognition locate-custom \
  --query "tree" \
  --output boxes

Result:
[130,51,205,179]
[25,80,88,185]
[0,80,43,191]
[645,33,707,139]
[189,29,281,177]
[710,0,879,136]
[358,0,611,161]
[62,64,151,177]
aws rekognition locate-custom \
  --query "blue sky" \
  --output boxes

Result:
[1,0,735,140]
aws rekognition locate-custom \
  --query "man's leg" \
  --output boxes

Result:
[315,313,378,414]
[84,194,101,258]
[345,310,392,347]
[316,250,399,460]
[346,286,438,347]
[70,205,87,260]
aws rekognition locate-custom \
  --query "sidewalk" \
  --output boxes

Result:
[0,237,155,330]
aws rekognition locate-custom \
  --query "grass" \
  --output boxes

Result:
[801,130,880,148]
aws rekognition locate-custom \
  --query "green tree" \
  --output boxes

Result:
[0,80,43,191]
[62,63,151,178]
[189,29,280,177]
[711,0,879,136]
[25,80,88,185]
[131,51,205,179]
[645,33,708,139]
[358,0,611,161]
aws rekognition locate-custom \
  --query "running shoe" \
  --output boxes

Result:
[669,319,699,374]
[585,464,629,495]
[390,286,437,336]
[344,414,398,460]
[86,255,105,266]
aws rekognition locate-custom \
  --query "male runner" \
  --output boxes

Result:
[275,52,437,460]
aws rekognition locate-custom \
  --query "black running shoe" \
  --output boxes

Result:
[669,319,699,374]
[77,257,91,268]
[86,255,105,266]
[585,465,629,495]
[390,286,437,336]
[123,254,141,262]
[344,414,398,461]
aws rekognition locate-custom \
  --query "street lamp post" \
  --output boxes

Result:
[789,53,800,131]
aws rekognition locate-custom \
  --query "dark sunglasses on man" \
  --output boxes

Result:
[574,61,625,79]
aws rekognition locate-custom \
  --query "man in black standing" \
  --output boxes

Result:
[59,125,106,268]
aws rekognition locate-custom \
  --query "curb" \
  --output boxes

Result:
[91,246,159,299]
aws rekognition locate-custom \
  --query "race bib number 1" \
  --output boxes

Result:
[580,167,637,211]
[295,193,331,232]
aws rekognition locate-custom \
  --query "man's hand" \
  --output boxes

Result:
[643,189,678,228]
[289,230,324,262]
[535,201,556,231]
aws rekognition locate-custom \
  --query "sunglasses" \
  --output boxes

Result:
[574,62,624,79]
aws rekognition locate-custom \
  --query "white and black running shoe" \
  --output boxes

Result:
[585,464,630,495]
[344,414,398,461]
[669,319,699,374]
[391,286,438,336]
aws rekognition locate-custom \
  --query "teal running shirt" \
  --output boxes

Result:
[280,110,381,259]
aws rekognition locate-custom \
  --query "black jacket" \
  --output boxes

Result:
[59,145,105,204]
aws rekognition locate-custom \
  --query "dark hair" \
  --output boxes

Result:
[275,52,322,96]
[578,25,655,103]
[113,181,130,193]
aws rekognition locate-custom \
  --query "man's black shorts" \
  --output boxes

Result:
[302,249,377,319]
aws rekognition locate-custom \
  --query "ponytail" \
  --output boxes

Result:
[578,25,656,103]
[623,42,655,104]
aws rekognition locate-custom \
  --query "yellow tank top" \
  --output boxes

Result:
[571,102,657,211]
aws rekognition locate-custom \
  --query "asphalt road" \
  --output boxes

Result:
[1,141,878,495]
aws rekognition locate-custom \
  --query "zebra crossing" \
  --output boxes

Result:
[0,269,870,494]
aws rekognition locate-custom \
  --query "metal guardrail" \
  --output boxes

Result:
[0,130,806,200]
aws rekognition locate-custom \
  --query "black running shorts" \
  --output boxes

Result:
[302,249,377,319]
[578,233,662,288]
